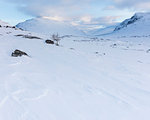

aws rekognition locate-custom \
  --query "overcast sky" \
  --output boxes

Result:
[0,0,150,26]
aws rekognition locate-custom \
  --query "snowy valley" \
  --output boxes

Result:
[0,13,150,120]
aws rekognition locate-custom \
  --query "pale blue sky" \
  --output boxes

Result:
[0,0,149,25]
[0,1,32,25]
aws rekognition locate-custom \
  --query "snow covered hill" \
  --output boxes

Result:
[16,17,85,36]
[112,13,150,36]
[0,20,10,27]
[1,19,150,120]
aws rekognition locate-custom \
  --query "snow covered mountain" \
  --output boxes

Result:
[112,13,150,36]
[16,17,85,36]
[89,13,150,37]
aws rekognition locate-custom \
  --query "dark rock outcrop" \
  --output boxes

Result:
[45,40,54,44]
[15,34,42,39]
[11,49,28,57]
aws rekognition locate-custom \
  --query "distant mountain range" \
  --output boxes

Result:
[1,12,150,37]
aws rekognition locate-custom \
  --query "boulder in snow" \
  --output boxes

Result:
[11,49,28,57]
[45,40,54,44]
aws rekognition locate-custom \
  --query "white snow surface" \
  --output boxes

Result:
[0,19,150,120]
[16,17,85,36]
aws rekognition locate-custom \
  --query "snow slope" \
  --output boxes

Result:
[1,20,150,120]
[16,17,85,36]
[112,13,150,36]
[88,25,117,36]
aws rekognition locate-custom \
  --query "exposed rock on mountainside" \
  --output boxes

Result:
[114,13,143,31]
[111,13,150,36]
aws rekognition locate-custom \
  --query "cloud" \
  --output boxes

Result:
[5,0,150,19]
[43,15,119,30]
[71,15,120,30]
[79,16,119,25]
[112,0,150,11]
[5,0,93,17]
[103,5,116,10]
